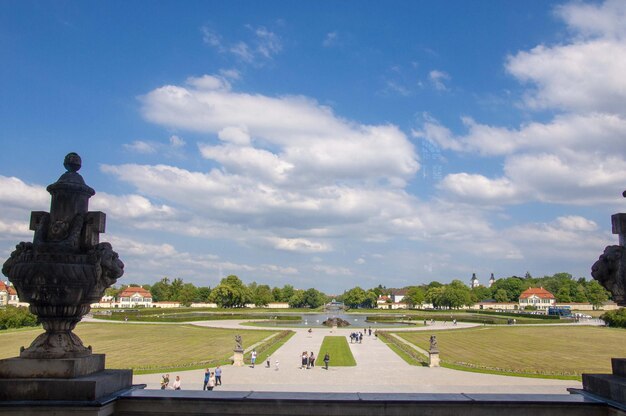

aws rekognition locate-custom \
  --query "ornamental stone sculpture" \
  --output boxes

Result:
[591,190,626,306]
[2,153,124,359]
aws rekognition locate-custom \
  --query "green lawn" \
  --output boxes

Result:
[317,336,356,366]
[0,322,279,373]
[395,326,626,377]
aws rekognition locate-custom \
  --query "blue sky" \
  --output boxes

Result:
[2,0,625,294]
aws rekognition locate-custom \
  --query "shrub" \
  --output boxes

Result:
[0,306,39,330]
[601,308,626,328]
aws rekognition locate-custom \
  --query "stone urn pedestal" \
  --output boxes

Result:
[428,352,440,368]
[576,198,626,408]
[232,349,245,367]
[0,153,136,405]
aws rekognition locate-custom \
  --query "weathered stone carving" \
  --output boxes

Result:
[591,245,625,306]
[591,193,626,306]
[429,335,439,353]
[235,334,243,351]
[2,153,124,359]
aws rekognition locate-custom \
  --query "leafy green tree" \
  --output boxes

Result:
[471,286,492,303]
[288,290,305,308]
[440,280,472,309]
[363,290,378,308]
[585,280,610,309]
[302,288,325,308]
[490,277,530,302]
[341,286,367,308]
[150,278,172,302]
[281,284,295,302]
[425,286,445,308]
[170,278,184,300]
[252,284,273,306]
[178,283,198,306]
[405,286,425,308]
[271,286,283,302]
[556,286,572,303]
[209,275,251,307]
[494,288,509,302]
[196,286,212,302]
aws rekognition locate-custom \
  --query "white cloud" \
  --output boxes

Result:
[91,193,176,220]
[0,176,48,210]
[269,237,331,253]
[429,70,450,91]
[124,140,157,154]
[312,264,352,275]
[169,135,185,148]
[140,76,419,186]
[217,126,251,146]
[323,32,338,47]
[556,0,626,40]
[202,26,282,65]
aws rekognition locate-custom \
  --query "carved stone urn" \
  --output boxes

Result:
[2,153,124,359]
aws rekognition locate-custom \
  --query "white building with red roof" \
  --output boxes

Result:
[0,281,21,306]
[117,287,153,308]
[518,287,556,310]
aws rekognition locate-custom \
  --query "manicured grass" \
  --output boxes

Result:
[0,322,279,373]
[395,326,626,378]
[317,336,356,367]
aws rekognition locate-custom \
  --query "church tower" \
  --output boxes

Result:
[489,273,496,288]
[470,273,479,289]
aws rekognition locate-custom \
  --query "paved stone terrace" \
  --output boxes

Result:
[132,319,582,394]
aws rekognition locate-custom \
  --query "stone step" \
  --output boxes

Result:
[582,373,626,404]
[612,358,626,378]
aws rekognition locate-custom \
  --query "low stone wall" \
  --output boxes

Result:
[2,390,622,416]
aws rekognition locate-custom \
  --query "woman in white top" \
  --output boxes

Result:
[172,375,181,390]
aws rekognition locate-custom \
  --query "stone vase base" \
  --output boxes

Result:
[0,354,105,379]
[233,349,244,367]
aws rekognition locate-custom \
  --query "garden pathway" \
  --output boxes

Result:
[133,320,583,394]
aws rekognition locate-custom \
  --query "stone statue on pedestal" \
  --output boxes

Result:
[583,190,626,405]
[0,153,132,402]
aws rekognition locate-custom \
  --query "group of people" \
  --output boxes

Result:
[202,366,223,390]
[300,351,316,369]
[160,374,181,390]
[299,351,330,370]
[349,332,364,343]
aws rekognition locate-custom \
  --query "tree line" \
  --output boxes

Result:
[337,272,610,310]
[105,271,611,310]
[106,275,328,309]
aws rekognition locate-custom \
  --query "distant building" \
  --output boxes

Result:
[470,273,480,289]
[488,273,496,288]
[0,281,9,306]
[117,287,153,308]
[518,287,555,310]
[388,288,407,303]
[376,295,407,310]
[0,281,21,306]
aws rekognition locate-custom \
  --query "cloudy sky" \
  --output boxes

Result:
[2,0,625,293]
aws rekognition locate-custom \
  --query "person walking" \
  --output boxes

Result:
[251,349,257,368]
[215,366,222,385]
[202,368,210,390]
[323,352,330,370]
[309,351,316,368]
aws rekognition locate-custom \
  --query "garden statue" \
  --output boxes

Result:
[2,153,124,359]
[591,190,626,306]
[235,334,243,350]
[429,335,439,353]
